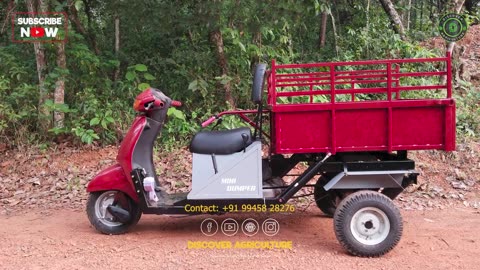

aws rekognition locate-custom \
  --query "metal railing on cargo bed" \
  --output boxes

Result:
[266,53,455,154]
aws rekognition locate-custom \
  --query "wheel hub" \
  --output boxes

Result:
[95,191,124,227]
[350,207,390,245]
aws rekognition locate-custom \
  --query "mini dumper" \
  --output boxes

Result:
[86,53,455,257]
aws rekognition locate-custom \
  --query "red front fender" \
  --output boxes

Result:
[87,164,139,202]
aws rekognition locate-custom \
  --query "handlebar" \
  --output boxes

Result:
[201,116,217,128]
[171,100,182,107]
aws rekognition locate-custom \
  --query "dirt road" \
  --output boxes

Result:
[1,207,479,270]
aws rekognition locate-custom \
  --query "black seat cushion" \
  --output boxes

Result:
[189,127,253,155]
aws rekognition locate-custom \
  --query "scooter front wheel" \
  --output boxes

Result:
[86,190,141,235]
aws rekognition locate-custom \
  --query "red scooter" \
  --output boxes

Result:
[86,63,431,257]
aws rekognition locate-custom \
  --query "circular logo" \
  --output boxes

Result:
[221,218,239,236]
[241,218,260,237]
[200,218,218,236]
[262,218,280,237]
[438,13,468,42]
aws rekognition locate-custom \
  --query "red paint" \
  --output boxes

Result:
[268,53,455,154]
[134,88,156,112]
[87,116,146,201]
[87,164,138,201]
[171,100,182,107]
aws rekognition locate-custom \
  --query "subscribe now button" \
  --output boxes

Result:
[12,12,68,43]
[200,218,279,237]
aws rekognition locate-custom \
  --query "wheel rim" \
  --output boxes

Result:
[350,207,390,245]
[94,191,124,227]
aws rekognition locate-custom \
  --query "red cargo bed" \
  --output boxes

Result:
[267,53,456,154]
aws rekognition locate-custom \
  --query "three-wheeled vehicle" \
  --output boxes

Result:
[86,53,455,257]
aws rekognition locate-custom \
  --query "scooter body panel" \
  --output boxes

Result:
[87,115,147,202]
[86,164,138,202]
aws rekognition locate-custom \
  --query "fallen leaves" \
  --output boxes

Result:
[0,139,478,213]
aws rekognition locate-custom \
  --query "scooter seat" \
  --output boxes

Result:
[189,127,253,155]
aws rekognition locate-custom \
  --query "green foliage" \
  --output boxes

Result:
[160,107,198,150]
[456,81,480,137]
[0,0,478,149]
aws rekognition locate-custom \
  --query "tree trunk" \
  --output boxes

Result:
[113,15,120,81]
[406,0,412,31]
[0,1,15,36]
[27,0,50,133]
[441,0,466,85]
[69,4,100,55]
[446,0,466,53]
[378,0,407,40]
[54,42,66,128]
[329,12,339,57]
[209,29,235,108]
[250,30,262,70]
[366,0,371,28]
[319,12,328,48]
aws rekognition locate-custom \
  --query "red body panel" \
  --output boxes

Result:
[268,53,456,154]
[87,164,138,201]
[87,116,147,201]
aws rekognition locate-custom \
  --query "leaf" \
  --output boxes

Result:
[188,80,198,91]
[81,133,88,143]
[101,120,108,129]
[144,73,155,80]
[174,110,185,120]
[165,58,176,65]
[138,83,150,90]
[167,107,185,120]
[74,0,83,10]
[125,71,135,81]
[44,99,54,106]
[135,64,148,72]
[238,41,246,52]
[89,118,100,126]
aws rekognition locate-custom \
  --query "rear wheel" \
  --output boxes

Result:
[333,190,402,257]
[86,190,141,235]
[314,175,337,217]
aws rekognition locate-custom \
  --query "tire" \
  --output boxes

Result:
[333,190,402,257]
[314,175,337,217]
[86,190,142,235]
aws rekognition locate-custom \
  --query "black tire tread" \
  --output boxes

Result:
[314,176,337,217]
[333,190,403,257]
